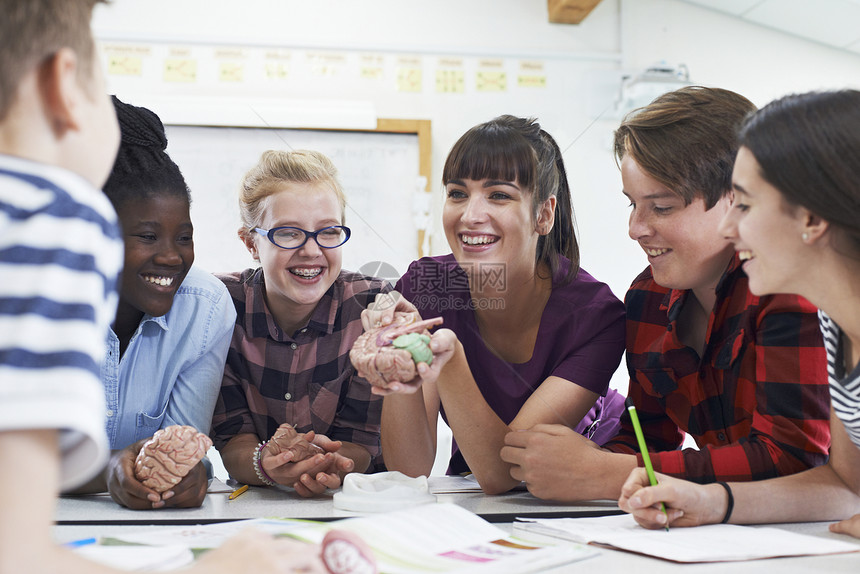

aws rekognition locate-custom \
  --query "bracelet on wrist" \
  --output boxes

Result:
[253,440,277,486]
[716,481,734,524]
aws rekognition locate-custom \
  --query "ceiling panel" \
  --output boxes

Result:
[678,0,860,52]
[680,0,762,16]
[745,0,860,48]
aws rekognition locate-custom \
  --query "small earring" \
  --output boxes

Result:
[802,232,809,242]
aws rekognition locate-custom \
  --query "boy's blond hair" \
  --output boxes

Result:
[0,0,106,121]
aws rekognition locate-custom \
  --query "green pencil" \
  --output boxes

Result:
[626,398,670,530]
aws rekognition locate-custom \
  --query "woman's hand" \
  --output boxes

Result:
[361,290,421,331]
[370,328,459,395]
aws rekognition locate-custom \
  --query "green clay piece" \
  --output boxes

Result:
[392,332,433,365]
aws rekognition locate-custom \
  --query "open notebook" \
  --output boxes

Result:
[514,514,860,563]
[81,504,598,573]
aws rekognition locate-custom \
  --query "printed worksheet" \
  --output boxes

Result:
[110,504,598,573]
[514,514,860,562]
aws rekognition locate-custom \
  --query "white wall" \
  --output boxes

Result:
[93,0,860,401]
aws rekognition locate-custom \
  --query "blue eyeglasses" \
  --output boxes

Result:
[254,225,351,250]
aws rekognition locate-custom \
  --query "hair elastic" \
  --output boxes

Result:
[716,481,734,524]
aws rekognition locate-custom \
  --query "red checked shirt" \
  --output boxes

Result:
[604,255,831,483]
[211,268,390,470]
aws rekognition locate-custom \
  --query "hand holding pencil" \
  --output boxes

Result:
[618,399,732,530]
[624,398,670,530]
[619,468,737,529]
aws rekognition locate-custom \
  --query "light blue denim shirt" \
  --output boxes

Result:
[101,266,236,449]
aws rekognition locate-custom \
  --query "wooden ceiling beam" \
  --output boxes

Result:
[547,0,603,24]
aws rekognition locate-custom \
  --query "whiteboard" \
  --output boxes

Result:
[164,125,423,285]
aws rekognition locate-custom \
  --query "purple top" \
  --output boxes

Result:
[396,254,626,475]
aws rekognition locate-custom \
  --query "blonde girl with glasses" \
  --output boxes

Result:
[211,150,391,497]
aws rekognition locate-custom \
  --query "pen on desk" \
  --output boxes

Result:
[625,398,670,531]
[64,537,97,548]
[228,484,250,500]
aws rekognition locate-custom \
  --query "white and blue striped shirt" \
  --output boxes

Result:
[0,153,122,490]
[819,311,860,449]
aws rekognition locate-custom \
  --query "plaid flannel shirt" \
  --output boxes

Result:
[211,268,390,470]
[604,255,831,483]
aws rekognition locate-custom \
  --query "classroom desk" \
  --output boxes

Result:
[55,481,623,525]
[54,485,860,573]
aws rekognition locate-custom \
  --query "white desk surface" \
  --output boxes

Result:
[54,485,860,572]
[55,481,622,525]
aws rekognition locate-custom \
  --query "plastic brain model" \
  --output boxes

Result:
[321,530,377,574]
[349,313,443,390]
[134,425,212,492]
[265,423,325,462]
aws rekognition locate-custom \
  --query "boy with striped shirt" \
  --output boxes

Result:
[0,2,328,573]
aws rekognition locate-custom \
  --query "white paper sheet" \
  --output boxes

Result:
[427,475,527,494]
[514,514,860,563]
[112,518,318,548]
[74,545,194,571]
[110,504,598,573]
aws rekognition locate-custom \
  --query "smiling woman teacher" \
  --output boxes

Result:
[369,115,626,495]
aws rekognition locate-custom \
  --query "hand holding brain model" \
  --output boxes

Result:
[134,425,212,493]
[350,312,443,391]
[266,423,325,462]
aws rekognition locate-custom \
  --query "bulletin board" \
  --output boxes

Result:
[164,119,431,284]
